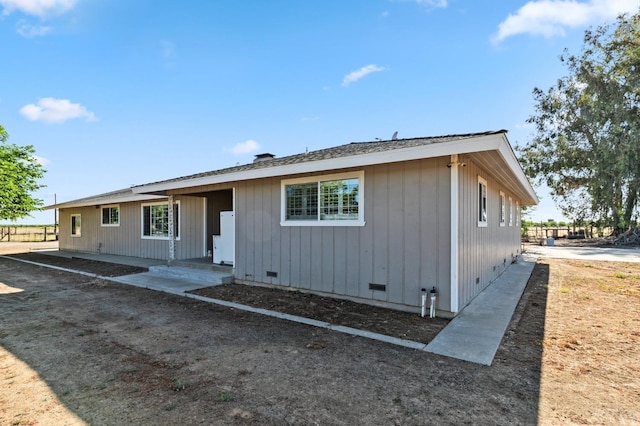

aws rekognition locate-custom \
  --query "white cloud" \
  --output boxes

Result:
[342,64,386,87]
[20,98,97,123]
[228,140,260,155]
[493,0,640,43]
[415,0,448,8]
[0,0,77,17]
[16,19,51,37]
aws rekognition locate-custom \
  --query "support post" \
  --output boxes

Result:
[450,154,459,314]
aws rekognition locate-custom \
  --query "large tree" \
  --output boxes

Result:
[0,125,46,221]
[518,12,640,233]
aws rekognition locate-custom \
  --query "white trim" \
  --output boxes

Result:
[133,134,509,195]
[140,200,181,241]
[499,191,506,227]
[100,204,120,227]
[70,214,81,237]
[450,155,459,314]
[478,176,488,228]
[50,193,164,210]
[280,171,365,227]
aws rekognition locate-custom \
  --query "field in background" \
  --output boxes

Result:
[0,225,58,242]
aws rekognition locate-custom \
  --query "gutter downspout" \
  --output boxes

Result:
[449,154,459,314]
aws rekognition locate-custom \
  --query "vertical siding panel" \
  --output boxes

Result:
[436,157,452,310]
[387,163,404,304]
[260,180,272,282]
[299,227,311,289]
[289,226,301,287]
[371,165,389,301]
[402,162,421,306]
[321,227,334,293]
[357,167,374,298]
[270,180,281,284]
[310,228,323,291]
[345,227,360,297]
[279,219,291,287]
[333,227,347,296]
[245,182,256,281]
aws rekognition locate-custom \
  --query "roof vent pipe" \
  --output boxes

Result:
[254,153,275,163]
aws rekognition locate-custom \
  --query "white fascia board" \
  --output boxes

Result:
[45,194,165,210]
[133,134,505,194]
[496,135,539,205]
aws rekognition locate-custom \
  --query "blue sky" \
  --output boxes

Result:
[1,0,639,225]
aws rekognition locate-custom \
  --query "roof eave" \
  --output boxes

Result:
[44,193,165,210]
[132,133,507,194]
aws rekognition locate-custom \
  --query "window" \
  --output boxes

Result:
[101,205,119,226]
[508,197,513,226]
[499,191,506,227]
[141,201,180,239]
[281,172,364,226]
[516,201,520,226]
[71,214,81,237]
[478,176,487,227]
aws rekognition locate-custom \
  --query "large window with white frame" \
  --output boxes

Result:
[478,176,488,227]
[281,171,365,226]
[499,191,506,227]
[101,205,120,227]
[141,201,180,239]
[71,214,81,237]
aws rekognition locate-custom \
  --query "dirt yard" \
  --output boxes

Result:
[0,242,639,425]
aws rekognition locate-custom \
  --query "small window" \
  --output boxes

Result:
[141,201,180,239]
[71,214,81,237]
[478,176,487,227]
[508,197,513,226]
[101,205,120,226]
[499,191,506,227]
[516,201,520,226]
[281,172,365,226]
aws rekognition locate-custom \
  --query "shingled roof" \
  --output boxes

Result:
[135,130,507,188]
[48,130,538,209]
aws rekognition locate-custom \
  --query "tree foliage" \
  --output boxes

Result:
[518,12,640,233]
[0,125,46,221]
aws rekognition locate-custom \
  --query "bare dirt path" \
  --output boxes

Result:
[0,243,638,425]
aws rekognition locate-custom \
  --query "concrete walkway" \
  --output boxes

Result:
[425,256,536,365]
[525,244,640,262]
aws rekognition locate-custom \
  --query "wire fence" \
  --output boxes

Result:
[0,226,58,242]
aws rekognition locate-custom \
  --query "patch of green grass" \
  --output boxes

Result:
[172,379,185,391]
[218,392,234,402]
[559,287,571,294]
[615,272,627,279]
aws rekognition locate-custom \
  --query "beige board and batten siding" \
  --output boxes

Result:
[457,157,522,310]
[58,195,206,260]
[234,157,452,313]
